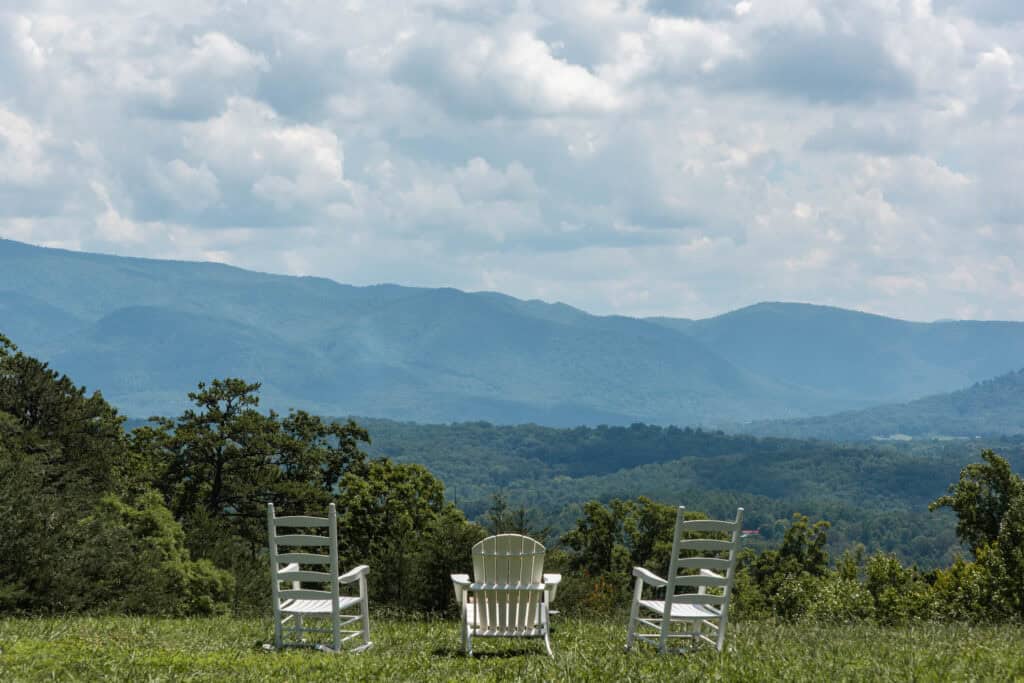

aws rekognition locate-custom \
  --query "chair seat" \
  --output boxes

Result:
[639,599,721,619]
[281,596,362,614]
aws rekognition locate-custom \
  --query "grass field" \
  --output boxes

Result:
[1,615,1022,681]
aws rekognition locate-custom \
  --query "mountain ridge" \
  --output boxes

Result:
[741,368,1024,440]
[3,237,1024,426]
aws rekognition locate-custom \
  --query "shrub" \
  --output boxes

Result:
[805,575,875,623]
[65,491,233,615]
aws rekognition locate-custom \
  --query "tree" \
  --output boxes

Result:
[66,491,233,615]
[745,514,830,619]
[484,492,551,543]
[930,450,1024,618]
[153,378,371,553]
[0,334,136,500]
[929,449,1024,555]
[0,336,229,614]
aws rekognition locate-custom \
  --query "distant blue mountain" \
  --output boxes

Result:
[3,238,1024,425]
[741,368,1024,440]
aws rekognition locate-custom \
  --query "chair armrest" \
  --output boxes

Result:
[543,573,562,603]
[699,568,724,580]
[632,567,667,588]
[451,573,471,605]
[339,564,369,584]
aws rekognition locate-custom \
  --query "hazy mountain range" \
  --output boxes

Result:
[3,238,1024,430]
[744,369,1024,440]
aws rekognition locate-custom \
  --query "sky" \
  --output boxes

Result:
[1,1,1022,322]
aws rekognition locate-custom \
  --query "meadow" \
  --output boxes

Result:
[1,615,1022,682]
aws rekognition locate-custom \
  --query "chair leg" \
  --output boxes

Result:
[716,614,728,653]
[542,604,553,657]
[360,576,372,649]
[332,611,342,653]
[626,577,643,651]
[273,606,283,649]
[658,611,671,654]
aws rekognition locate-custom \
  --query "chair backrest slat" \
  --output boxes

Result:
[274,533,332,547]
[672,574,731,589]
[276,552,332,565]
[675,557,733,571]
[274,515,331,528]
[681,519,739,534]
[676,539,734,553]
[275,569,334,583]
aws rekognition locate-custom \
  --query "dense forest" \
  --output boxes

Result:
[3,333,1023,624]
[358,418,1024,567]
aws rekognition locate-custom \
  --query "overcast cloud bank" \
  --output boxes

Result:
[1,0,1022,321]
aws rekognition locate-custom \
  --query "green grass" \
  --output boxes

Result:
[1,615,1022,681]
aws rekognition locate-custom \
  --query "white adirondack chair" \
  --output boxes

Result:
[451,534,562,657]
[267,502,372,652]
[626,506,743,653]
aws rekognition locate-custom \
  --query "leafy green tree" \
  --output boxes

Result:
[561,497,694,611]
[745,514,830,620]
[930,450,1024,618]
[484,492,551,543]
[152,378,370,550]
[66,491,233,615]
[0,334,137,500]
[929,449,1024,555]
[0,336,228,614]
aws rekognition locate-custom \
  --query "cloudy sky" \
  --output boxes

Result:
[1,1,1022,321]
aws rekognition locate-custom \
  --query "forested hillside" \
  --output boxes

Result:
[5,239,1024,426]
[743,369,1024,440]
[359,418,1024,568]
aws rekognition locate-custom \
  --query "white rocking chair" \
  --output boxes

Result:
[451,533,562,657]
[626,506,743,653]
[267,502,372,652]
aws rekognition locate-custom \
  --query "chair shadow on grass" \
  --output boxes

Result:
[432,645,548,659]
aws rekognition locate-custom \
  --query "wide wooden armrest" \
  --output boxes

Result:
[339,564,369,584]
[632,567,667,588]
[281,562,300,573]
[543,573,562,603]
[699,568,724,580]
[451,573,471,604]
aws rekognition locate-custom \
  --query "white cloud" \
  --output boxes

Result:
[0,0,1022,323]
[184,97,347,208]
[0,105,49,184]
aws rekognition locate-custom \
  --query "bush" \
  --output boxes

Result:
[805,575,875,623]
[865,553,933,624]
[65,491,233,615]
[930,556,989,621]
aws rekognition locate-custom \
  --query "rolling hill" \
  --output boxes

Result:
[742,368,1024,440]
[3,237,1024,425]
